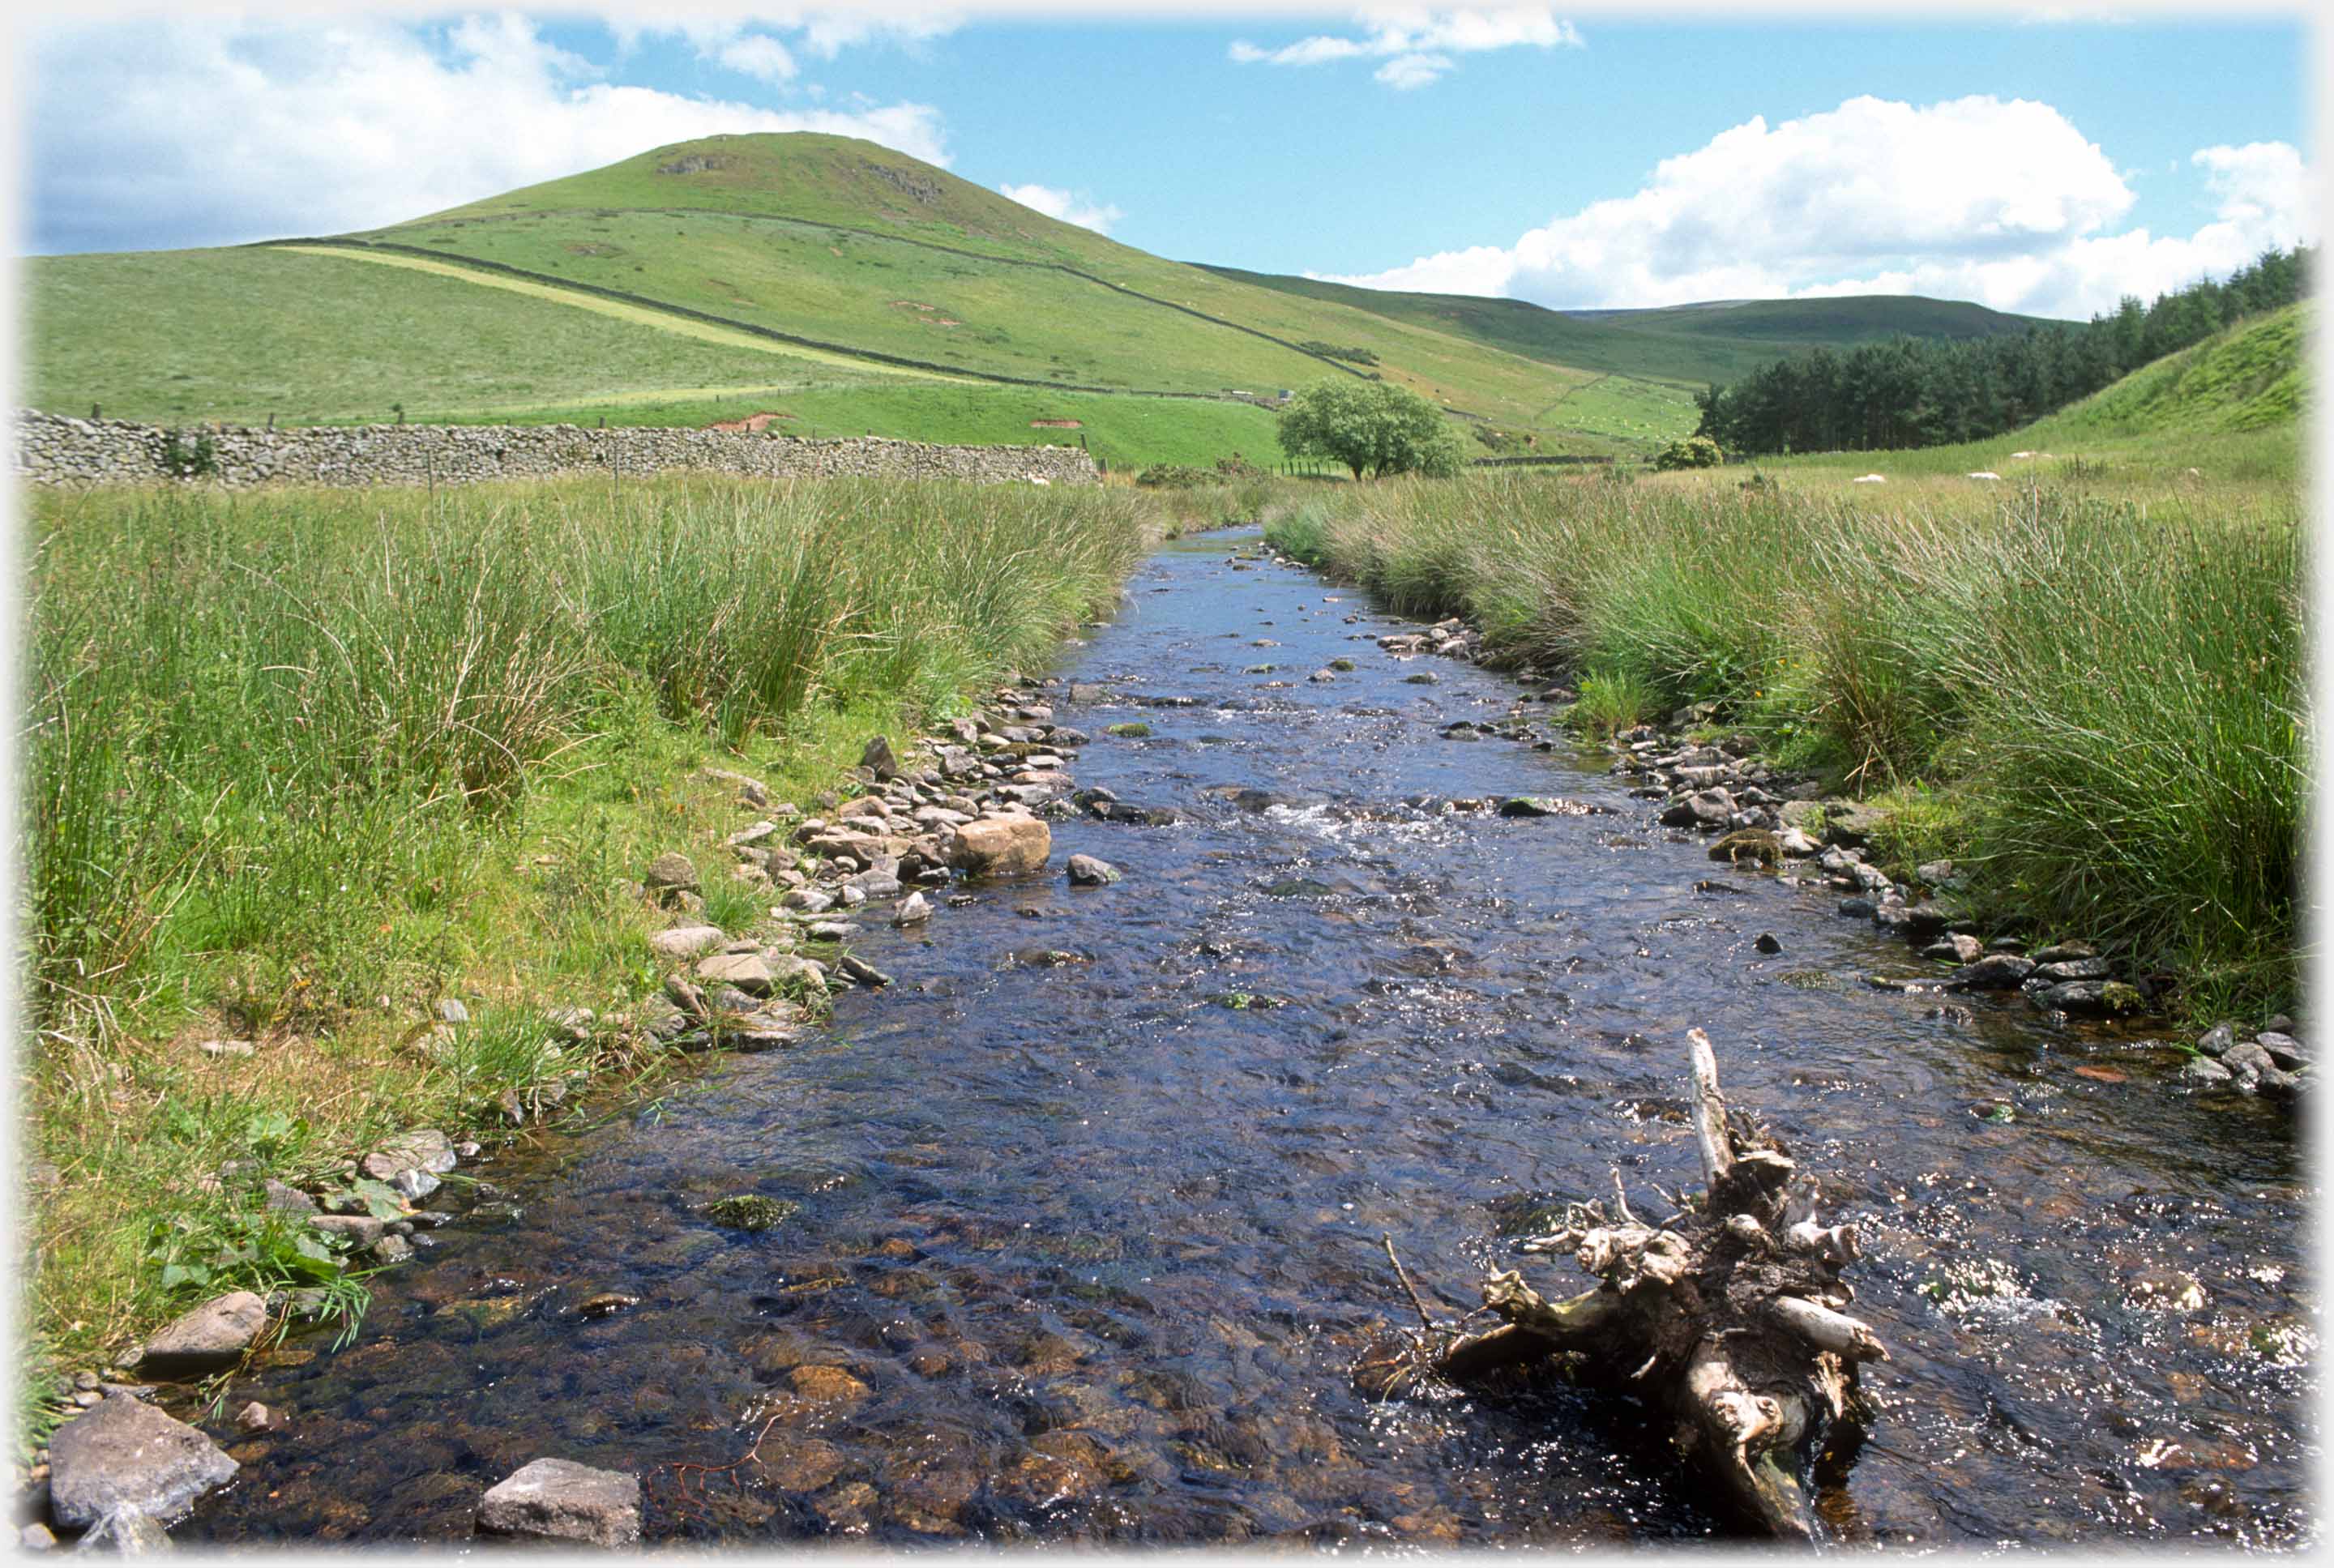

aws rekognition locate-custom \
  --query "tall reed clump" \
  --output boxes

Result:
[25,474,1146,1032]
[1267,472,2303,1012]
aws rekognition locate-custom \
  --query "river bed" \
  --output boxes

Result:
[180,528,2314,1547]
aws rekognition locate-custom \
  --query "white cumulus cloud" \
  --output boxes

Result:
[1316,96,2314,318]
[1231,6,1582,88]
[999,182,1124,237]
[715,34,798,84]
[27,13,953,254]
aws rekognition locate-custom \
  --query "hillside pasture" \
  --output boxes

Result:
[24,245,864,428]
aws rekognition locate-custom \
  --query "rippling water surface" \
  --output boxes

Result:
[182,531,2312,1547]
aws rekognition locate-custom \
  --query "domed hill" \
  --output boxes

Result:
[344,131,1663,434]
[393,132,1121,267]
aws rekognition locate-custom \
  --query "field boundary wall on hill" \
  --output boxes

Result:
[11,409,1101,489]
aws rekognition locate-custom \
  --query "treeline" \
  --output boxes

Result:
[1692,246,2311,455]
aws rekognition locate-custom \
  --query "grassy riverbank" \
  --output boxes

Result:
[20,472,1152,1413]
[1264,462,2303,1019]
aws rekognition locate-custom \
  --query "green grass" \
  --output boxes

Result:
[24,471,1151,1382]
[360,207,1341,397]
[426,379,1286,472]
[24,245,873,427]
[1266,458,2302,1019]
[2019,304,2304,438]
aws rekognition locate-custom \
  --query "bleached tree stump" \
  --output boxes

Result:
[1381,1028,1885,1540]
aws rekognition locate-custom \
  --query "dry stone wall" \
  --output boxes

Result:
[11,411,1100,489]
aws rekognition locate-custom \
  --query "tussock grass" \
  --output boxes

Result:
[23,472,1146,1378]
[1267,464,2302,1015]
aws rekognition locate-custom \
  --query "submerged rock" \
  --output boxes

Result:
[704,1194,798,1232]
[1708,829,1780,865]
[1066,854,1121,887]
[74,1507,171,1553]
[2032,980,2147,1018]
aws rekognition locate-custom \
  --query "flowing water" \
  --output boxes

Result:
[182,530,2312,1547]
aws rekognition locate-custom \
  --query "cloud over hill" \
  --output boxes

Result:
[1320,95,2315,318]
[28,12,951,253]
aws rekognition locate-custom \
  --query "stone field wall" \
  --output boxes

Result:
[11,410,1101,490]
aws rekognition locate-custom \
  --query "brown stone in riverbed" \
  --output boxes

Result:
[788,1365,870,1404]
[946,814,1050,877]
[139,1290,268,1377]
[754,1436,846,1493]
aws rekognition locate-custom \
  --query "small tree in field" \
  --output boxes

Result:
[1276,379,1466,480]
[1653,435,1724,471]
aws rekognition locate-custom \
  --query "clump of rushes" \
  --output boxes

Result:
[1264,455,2302,1016]
[24,471,1148,1383]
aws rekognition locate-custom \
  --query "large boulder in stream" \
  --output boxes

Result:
[49,1395,237,1530]
[477,1458,642,1547]
[946,815,1051,878]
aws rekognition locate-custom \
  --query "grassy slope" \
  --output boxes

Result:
[24,131,2073,462]
[24,245,878,427]
[360,133,1634,437]
[2020,303,2304,438]
[26,241,1280,466]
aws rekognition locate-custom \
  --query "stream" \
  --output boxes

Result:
[181,528,2313,1547]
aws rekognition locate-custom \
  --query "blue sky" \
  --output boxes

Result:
[20,5,2319,318]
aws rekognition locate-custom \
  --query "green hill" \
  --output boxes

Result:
[30,133,1707,464]
[2020,303,2302,440]
[22,131,2076,469]
[1197,264,2057,387]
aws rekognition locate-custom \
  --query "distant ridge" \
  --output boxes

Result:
[1196,263,2058,387]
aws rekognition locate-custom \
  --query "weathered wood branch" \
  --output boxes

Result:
[1769,1296,1889,1364]
[1391,1028,1887,1543]
[1686,1026,1733,1189]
